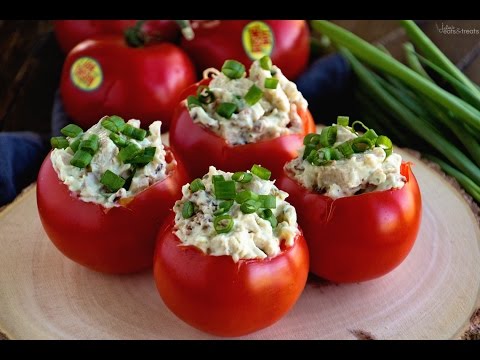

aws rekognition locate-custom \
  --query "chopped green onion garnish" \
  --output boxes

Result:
[118,142,141,163]
[109,133,128,148]
[331,148,344,160]
[258,209,277,228]
[101,118,117,132]
[187,95,202,109]
[221,60,245,79]
[351,120,369,133]
[337,116,350,126]
[70,150,92,168]
[258,195,276,209]
[303,144,317,160]
[352,137,374,153]
[61,124,83,138]
[69,137,82,152]
[216,102,237,119]
[212,175,225,183]
[264,78,279,89]
[190,178,205,192]
[50,137,69,149]
[259,208,273,218]
[251,164,271,180]
[259,55,272,70]
[213,200,234,216]
[214,214,234,234]
[232,171,253,183]
[197,86,215,104]
[337,142,354,158]
[235,190,259,204]
[303,133,321,146]
[121,124,147,141]
[319,126,337,147]
[182,201,195,219]
[306,147,332,166]
[363,129,378,142]
[306,149,320,165]
[100,170,125,192]
[79,134,99,155]
[127,147,156,166]
[244,84,263,106]
[214,180,236,200]
[376,135,393,157]
[320,147,332,161]
[268,215,278,228]
[240,199,260,214]
[109,115,125,131]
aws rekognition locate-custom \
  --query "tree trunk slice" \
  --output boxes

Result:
[0,148,479,340]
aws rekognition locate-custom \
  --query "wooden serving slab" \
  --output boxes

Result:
[0,146,479,340]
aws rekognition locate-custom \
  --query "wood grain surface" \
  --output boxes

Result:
[0,149,479,340]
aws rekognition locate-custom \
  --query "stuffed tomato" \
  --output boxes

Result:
[154,165,309,337]
[169,57,315,181]
[37,116,188,274]
[277,116,422,283]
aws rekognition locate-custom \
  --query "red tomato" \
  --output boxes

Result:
[169,79,316,180]
[36,147,189,274]
[60,35,196,130]
[153,216,309,336]
[54,20,179,53]
[181,20,310,80]
[276,163,422,283]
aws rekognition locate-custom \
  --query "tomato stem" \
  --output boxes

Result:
[124,20,146,47]
[176,20,194,40]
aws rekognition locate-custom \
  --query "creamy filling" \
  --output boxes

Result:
[188,59,308,145]
[51,118,172,208]
[285,124,406,199]
[173,166,299,262]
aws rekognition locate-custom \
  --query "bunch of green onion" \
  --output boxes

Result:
[182,165,278,234]
[50,116,156,193]
[311,20,480,202]
[303,116,393,166]
[187,57,279,120]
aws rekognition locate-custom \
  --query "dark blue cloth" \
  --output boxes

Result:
[0,132,49,205]
[296,53,354,124]
[0,90,70,206]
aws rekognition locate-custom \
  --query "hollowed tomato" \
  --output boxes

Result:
[276,162,422,283]
[169,79,315,181]
[153,216,309,337]
[36,147,189,274]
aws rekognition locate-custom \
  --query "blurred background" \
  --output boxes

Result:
[2,20,480,134]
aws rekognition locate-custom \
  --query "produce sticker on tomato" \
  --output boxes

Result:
[70,56,103,91]
[242,21,274,60]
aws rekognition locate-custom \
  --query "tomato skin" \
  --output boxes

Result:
[54,20,179,53]
[181,20,310,80]
[153,217,309,337]
[169,79,315,180]
[36,147,189,274]
[276,163,422,283]
[60,36,196,130]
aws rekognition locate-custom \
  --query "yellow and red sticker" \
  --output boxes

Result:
[70,57,103,91]
[242,21,275,60]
